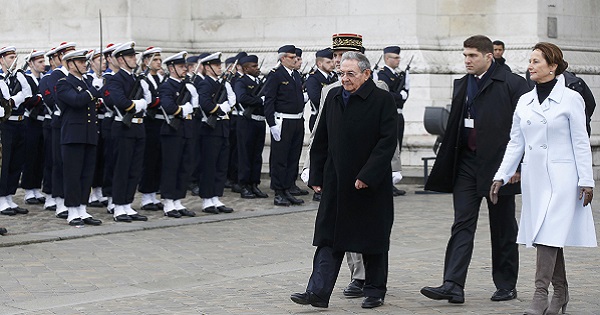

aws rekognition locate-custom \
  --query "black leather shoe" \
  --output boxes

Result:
[165,210,182,218]
[141,203,159,211]
[12,207,29,214]
[0,227,7,235]
[420,281,465,304]
[178,209,196,217]
[155,202,164,210]
[392,186,406,196]
[1,209,16,216]
[45,205,57,211]
[284,190,304,205]
[240,186,256,199]
[251,184,268,198]
[343,279,364,298]
[312,192,322,202]
[231,183,243,193]
[37,196,46,203]
[55,211,68,219]
[88,200,104,208]
[129,213,148,221]
[202,206,219,214]
[274,191,291,206]
[490,288,517,301]
[362,296,384,309]
[114,214,132,222]
[289,184,309,196]
[82,217,102,226]
[68,218,84,226]
[290,291,328,308]
[25,197,41,204]
[217,205,233,213]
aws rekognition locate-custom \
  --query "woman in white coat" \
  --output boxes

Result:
[490,42,595,315]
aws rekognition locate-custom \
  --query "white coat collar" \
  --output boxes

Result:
[526,75,566,116]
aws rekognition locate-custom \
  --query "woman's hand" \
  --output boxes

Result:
[312,186,322,194]
[355,179,368,190]
[489,180,504,205]
[579,187,593,206]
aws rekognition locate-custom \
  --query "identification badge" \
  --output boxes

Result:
[464,118,474,128]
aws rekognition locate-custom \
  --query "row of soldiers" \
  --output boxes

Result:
[0,33,410,229]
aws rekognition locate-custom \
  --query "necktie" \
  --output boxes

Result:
[293,71,301,85]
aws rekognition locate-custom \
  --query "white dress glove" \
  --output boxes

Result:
[219,102,231,113]
[0,106,5,118]
[181,102,193,116]
[133,99,148,113]
[261,96,265,103]
[186,83,199,108]
[400,90,408,101]
[92,75,104,90]
[392,171,403,184]
[270,125,281,141]
[303,92,309,103]
[140,80,152,104]
[11,92,26,107]
[404,70,410,91]
[301,168,310,185]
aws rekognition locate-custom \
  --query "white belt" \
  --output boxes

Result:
[24,111,30,117]
[98,114,105,119]
[36,115,45,122]
[44,114,52,119]
[114,116,144,124]
[104,112,113,118]
[155,114,166,120]
[8,115,25,121]
[251,115,265,121]
[231,109,242,116]
[53,110,61,116]
[275,112,303,120]
[397,108,403,114]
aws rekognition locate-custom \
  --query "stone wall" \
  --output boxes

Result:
[3,0,600,168]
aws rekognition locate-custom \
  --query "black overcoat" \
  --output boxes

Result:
[309,79,397,254]
[425,63,529,195]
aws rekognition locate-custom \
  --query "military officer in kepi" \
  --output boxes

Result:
[157,51,197,218]
[55,49,102,226]
[233,54,269,199]
[263,45,307,206]
[196,52,236,214]
[104,41,149,222]
[0,46,33,216]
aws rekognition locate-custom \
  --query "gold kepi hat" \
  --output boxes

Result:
[331,33,363,51]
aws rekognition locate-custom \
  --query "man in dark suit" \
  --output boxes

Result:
[105,41,149,223]
[55,49,102,226]
[377,46,409,196]
[233,54,269,199]
[492,40,512,72]
[305,48,335,132]
[291,51,397,309]
[421,35,529,303]
[263,45,306,206]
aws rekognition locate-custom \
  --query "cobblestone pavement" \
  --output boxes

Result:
[1,184,600,314]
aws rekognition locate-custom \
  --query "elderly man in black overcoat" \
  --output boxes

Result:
[290,51,397,310]
[421,35,529,304]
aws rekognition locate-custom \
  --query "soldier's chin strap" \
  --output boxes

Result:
[69,60,85,79]
[119,55,136,73]
[170,64,184,80]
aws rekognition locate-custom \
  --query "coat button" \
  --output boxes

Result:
[541,144,547,149]
[542,119,547,124]
[528,145,532,150]
[527,120,531,125]
[88,120,91,123]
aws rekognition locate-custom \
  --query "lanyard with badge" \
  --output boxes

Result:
[464,94,474,128]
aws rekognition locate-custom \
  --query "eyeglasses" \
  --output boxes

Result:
[336,71,362,78]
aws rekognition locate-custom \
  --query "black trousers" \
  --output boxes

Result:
[62,144,96,207]
[42,119,53,195]
[197,134,228,198]
[190,119,203,185]
[0,121,26,196]
[227,115,239,183]
[237,118,265,185]
[444,150,519,289]
[21,118,44,190]
[160,132,194,200]
[51,124,64,198]
[138,118,162,194]
[397,113,405,152]
[91,120,104,188]
[269,118,303,190]
[111,124,145,205]
[101,117,114,198]
[306,246,388,300]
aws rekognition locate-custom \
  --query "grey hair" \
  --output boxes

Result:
[277,52,287,62]
[341,51,371,72]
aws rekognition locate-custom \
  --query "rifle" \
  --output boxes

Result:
[405,55,414,71]
[202,59,237,128]
[372,54,383,72]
